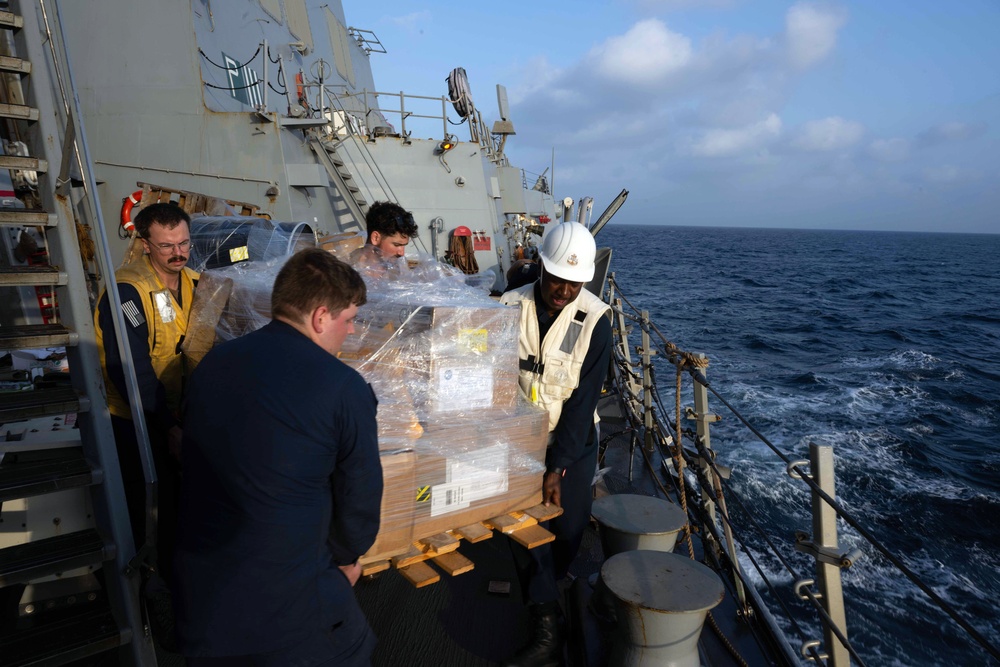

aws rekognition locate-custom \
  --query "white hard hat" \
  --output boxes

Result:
[539,221,596,282]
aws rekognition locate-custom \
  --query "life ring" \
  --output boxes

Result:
[120,190,142,232]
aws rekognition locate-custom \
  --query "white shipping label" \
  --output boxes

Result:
[435,366,493,411]
[447,444,509,503]
[430,482,470,517]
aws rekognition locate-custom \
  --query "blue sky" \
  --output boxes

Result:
[349,1,1000,234]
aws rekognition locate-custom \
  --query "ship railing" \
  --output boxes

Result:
[304,85,510,167]
[603,273,1000,667]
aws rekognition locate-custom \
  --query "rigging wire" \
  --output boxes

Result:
[198,45,263,71]
[608,275,1000,663]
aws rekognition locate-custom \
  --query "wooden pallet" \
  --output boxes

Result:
[360,503,564,587]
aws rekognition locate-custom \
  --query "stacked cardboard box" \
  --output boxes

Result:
[180,257,546,561]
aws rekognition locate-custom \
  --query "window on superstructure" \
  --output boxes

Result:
[324,7,356,87]
[259,0,283,24]
[285,0,314,53]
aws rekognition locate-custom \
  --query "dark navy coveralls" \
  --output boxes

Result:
[173,320,383,666]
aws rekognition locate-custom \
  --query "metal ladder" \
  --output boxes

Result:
[308,136,369,234]
[0,2,155,665]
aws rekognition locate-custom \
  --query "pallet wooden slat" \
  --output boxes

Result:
[486,510,537,535]
[399,561,439,588]
[390,544,427,569]
[508,524,556,550]
[523,503,564,523]
[420,532,459,555]
[450,522,493,543]
[365,505,558,587]
[361,560,391,577]
[432,551,474,576]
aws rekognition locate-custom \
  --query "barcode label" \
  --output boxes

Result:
[430,482,470,517]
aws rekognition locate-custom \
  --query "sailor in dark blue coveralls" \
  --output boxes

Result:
[500,222,612,667]
[173,249,383,666]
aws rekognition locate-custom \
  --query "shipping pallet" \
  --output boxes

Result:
[360,503,564,588]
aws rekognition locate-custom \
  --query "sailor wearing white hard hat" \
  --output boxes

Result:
[500,221,612,666]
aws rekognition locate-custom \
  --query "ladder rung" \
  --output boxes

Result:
[0,528,114,586]
[0,324,78,350]
[0,210,58,227]
[0,265,67,287]
[0,103,39,122]
[0,54,30,75]
[355,196,368,207]
[0,11,23,30]
[329,155,345,167]
[0,605,122,667]
[0,386,83,422]
[347,185,360,194]
[0,451,96,502]
[0,154,46,172]
[338,170,354,180]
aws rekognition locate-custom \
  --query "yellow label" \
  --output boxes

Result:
[457,328,488,354]
[416,486,431,502]
[530,379,539,403]
[229,245,249,262]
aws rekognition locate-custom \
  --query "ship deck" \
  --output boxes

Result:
[138,391,785,666]
[349,392,784,667]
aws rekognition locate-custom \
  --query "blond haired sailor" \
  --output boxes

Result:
[500,221,612,667]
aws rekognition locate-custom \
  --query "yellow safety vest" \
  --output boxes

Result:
[95,255,199,420]
[501,284,610,433]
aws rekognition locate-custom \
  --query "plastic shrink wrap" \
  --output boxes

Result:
[182,248,548,560]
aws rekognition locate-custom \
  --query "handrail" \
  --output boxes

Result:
[604,273,1000,665]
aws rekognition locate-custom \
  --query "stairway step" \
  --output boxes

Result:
[0,450,96,503]
[0,209,57,227]
[0,386,84,423]
[0,265,67,287]
[0,324,78,350]
[329,155,345,167]
[0,154,47,172]
[346,185,360,194]
[354,195,368,207]
[0,10,23,31]
[0,54,30,75]
[0,102,39,122]
[0,528,114,586]
[0,605,123,667]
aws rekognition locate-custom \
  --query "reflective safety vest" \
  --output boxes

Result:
[501,284,611,433]
[95,255,199,420]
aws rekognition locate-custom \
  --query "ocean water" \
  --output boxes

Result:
[598,224,1000,666]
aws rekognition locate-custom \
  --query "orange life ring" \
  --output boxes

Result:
[120,190,142,232]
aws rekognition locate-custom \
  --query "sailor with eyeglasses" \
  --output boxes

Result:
[94,201,198,649]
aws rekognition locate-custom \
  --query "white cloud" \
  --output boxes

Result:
[590,19,693,85]
[785,3,847,69]
[792,116,863,151]
[921,165,981,184]
[869,138,910,162]
[388,11,431,34]
[916,121,988,147]
[691,113,782,156]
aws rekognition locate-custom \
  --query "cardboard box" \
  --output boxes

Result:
[362,404,550,561]
[181,272,233,371]
[319,231,365,258]
[411,406,548,539]
[364,451,417,558]
[342,304,520,420]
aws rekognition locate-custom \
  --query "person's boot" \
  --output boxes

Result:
[503,602,564,667]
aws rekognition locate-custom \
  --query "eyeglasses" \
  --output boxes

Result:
[145,239,191,254]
